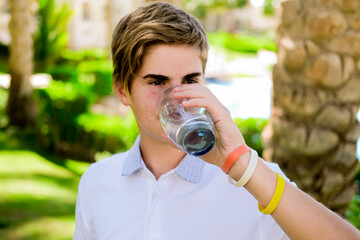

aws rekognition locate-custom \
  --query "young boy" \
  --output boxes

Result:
[74,2,360,239]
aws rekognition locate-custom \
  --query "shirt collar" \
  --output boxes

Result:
[121,136,205,184]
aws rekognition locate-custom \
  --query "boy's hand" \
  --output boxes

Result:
[173,85,246,168]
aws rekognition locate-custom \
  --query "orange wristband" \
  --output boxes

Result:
[222,145,250,174]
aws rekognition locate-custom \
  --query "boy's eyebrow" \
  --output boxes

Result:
[142,72,202,81]
[142,74,169,80]
[183,72,202,80]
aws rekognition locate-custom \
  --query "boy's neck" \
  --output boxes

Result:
[139,135,186,180]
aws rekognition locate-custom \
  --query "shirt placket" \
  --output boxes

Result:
[144,174,171,240]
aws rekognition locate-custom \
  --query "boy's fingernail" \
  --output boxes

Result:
[181,100,189,106]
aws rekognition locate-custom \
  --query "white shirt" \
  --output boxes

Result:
[74,137,290,240]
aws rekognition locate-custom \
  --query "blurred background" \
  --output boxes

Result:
[0,0,359,239]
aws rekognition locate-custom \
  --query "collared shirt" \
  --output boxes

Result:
[74,137,290,240]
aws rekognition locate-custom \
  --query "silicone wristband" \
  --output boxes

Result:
[258,173,285,215]
[222,145,250,174]
[233,149,258,187]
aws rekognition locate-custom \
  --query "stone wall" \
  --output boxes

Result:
[262,0,360,214]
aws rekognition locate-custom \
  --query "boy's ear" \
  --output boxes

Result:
[115,84,131,106]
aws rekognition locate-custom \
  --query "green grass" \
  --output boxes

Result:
[0,133,90,240]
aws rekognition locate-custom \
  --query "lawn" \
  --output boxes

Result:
[0,132,90,240]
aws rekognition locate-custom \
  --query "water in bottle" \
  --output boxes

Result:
[158,87,215,156]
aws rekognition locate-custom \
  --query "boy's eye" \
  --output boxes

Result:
[184,79,198,84]
[149,80,165,85]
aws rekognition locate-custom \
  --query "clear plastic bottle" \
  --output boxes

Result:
[158,87,215,156]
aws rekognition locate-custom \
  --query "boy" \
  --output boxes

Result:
[74,2,360,239]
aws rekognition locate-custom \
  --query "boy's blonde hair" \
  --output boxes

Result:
[111,1,208,96]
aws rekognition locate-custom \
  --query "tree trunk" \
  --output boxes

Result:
[7,0,36,128]
[262,0,360,215]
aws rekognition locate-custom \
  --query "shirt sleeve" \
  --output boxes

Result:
[73,172,95,240]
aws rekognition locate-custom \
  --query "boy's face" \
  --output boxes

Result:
[117,44,205,144]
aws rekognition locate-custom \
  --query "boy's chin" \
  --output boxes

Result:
[159,133,181,150]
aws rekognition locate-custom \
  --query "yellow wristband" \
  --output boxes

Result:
[258,172,285,215]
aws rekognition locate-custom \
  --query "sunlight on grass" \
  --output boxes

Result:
[0,150,90,239]
[1,216,75,240]
[0,151,75,177]
[64,158,93,176]
[0,151,81,198]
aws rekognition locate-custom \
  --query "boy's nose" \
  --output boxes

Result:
[170,81,181,88]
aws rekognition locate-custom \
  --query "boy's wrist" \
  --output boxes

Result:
[221,144,250,174]
[227,151,252,182]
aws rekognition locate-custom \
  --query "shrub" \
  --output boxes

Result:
[207,31,276,53]
[346,165,360,230]
[76,112,138,153]
[60,48,108,63]
[183,0,247,19]
[346,195,360,230]
[34,80,94,154]
[77,60,113,97]
[34,0,72,72]
[34,78,137,161]
[0,88,8,128]
[0,59,8,73]
[34,54,119,161]
[47,60,113,98]
[233,118,268,157]
[0,43,9,59]
[47,64,78,82]
[263,0,275,16]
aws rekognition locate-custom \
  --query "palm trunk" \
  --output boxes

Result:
[7,0,36,128]
[262,0,360,215]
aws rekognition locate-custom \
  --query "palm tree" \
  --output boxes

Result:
[262,0,360,215]
[7,0,37,127]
